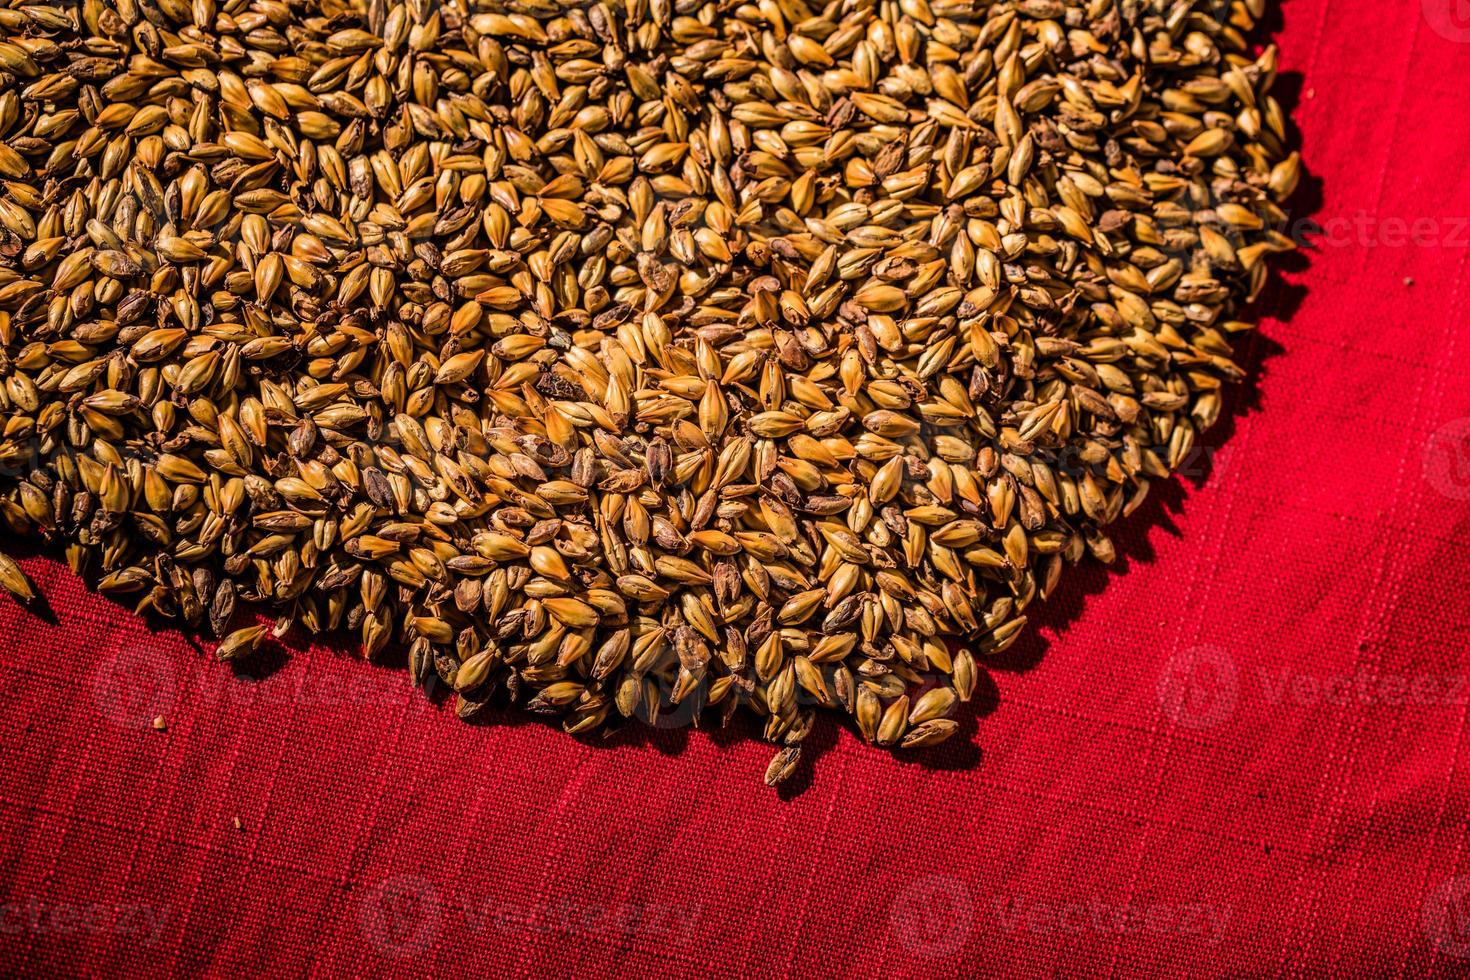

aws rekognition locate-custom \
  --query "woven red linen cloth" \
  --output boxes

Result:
[5,0,1470,975]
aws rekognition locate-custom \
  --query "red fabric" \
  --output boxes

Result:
[5,2,1470,976]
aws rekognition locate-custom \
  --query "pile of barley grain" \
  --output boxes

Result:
[0,0,1297,784]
